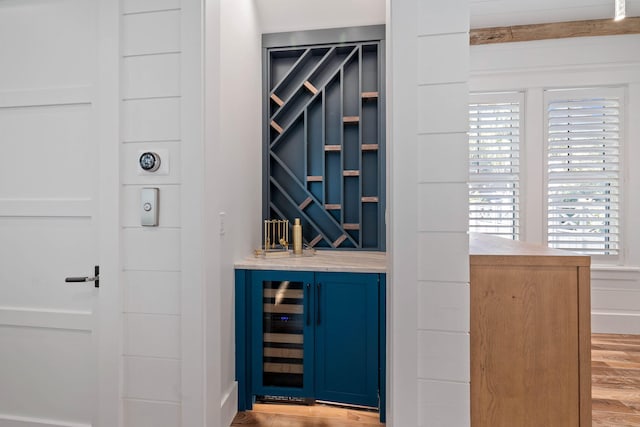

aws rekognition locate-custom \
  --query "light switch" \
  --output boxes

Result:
[141,188,159,226]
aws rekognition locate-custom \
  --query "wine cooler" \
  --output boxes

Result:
[262,280,306,389]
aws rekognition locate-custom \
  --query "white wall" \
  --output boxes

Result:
[470,34,640,334]
[255,0,385,33]
[389,1,470,426]
[120,0,212,425]
[120,1,183,425]
[217,0,263,425]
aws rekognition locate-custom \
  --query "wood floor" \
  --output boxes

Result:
[232,333,640,427]
[231,402,384,427]
[592,333,640,426]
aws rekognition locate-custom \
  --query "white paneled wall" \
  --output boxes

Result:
[416,0,470,425]
[390,0,470,425]
[470,35,640,335]
[121,1,184,425]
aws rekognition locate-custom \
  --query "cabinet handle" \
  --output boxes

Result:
[306,283,311,326]
[316,283,321,325]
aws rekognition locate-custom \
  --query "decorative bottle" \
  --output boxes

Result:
[292,218,302,255]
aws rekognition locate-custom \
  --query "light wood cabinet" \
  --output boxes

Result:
[470,234,592,427]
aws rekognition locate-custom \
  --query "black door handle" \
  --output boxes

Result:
[65,266,99,288]
[305,283,310,325]
[316,283,321,325]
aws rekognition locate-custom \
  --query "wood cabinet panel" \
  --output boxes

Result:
[470,234,591,427]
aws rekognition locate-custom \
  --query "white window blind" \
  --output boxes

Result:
[469,93,522,239]
[546,88,622,255]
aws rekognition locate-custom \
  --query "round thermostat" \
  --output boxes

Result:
[139,152,161,172]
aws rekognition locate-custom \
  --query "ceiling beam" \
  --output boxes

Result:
[470,17,640,45]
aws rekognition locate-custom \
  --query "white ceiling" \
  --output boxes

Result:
[254,0,640,33]
[470,0,640,28]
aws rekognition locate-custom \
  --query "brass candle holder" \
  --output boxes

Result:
[256,219,290,257]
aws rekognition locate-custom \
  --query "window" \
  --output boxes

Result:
[469,93,522,240]
[545,88,622,255]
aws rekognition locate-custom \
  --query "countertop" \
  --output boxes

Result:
[470,233,591,267]
[235,250,387,273]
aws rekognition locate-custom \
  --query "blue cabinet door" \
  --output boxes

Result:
[314,272,379,407]
[250,270,315,398]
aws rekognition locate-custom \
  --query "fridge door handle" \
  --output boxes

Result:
[305,283,311,326]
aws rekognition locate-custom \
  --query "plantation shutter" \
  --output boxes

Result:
[469,93,522,239]
[546,88,622,255]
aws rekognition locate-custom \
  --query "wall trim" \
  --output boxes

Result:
[0,307,92,331]
[262,24,385,48]
[221,381,238,427]
[0,87,93,109]
[592,265,640,274]
[593,312,640,335]
[0,413,89,427]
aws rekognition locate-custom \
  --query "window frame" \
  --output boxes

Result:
[543,87,625,262]
[468,86,626,265]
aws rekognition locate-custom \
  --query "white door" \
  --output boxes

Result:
[0,1,117,426]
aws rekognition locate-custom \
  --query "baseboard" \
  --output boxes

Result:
[221,381,239,427]
[0,413,89,427]
[592,311,640,334]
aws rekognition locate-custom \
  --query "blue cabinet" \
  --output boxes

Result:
[236,269,385,421]
[315,272,379,406]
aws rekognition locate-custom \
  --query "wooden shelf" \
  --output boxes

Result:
[324,145,341,151]
[263,347,304,359]
[361,92,379,100]
[325,204,341,210]
[271,120,284,134]
[263,332,303,344]
[343,116,360,124]
[333,234,348,247]
[344,224,360,230]
[299,197,313,210]
[362,196,379,203]
[264,362,304,374]
[307,176,323,182]
[362,144,379,151]
[264,303,303,314]
[270,93,284,107]
[264,288,303,299]
[309,235,323,247]
[343,170,360,177]
[304,80,319,95]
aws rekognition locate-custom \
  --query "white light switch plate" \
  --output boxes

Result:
[141,187,159,226]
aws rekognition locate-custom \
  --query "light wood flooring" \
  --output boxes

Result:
[232,333,640,427]
[231,402,384,427]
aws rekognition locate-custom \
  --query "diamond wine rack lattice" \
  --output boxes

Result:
[263,38,385,250]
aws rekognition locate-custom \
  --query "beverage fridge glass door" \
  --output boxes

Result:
[262,279,306,388]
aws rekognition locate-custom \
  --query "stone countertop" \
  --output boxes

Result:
[469,232,590,267]
[235,250,387,273]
